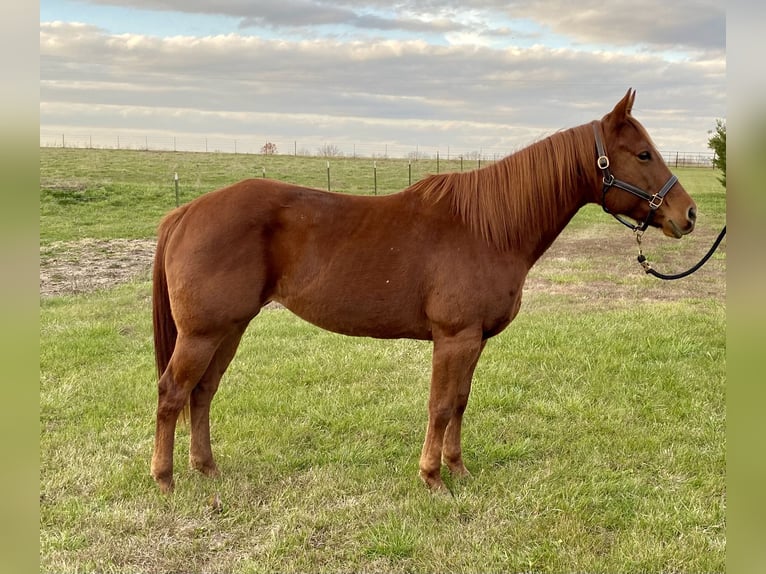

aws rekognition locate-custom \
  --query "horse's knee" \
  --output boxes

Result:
[428,401,456,426]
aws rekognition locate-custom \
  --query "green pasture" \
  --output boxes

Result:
[40,148,726,573]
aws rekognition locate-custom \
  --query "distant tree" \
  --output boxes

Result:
[407,150,431,160]
[317,143,343,157]
[261,141,278,155]
[464,150,483,161]
[707,119,726,189]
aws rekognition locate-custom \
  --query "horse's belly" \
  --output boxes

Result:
[276,293,432,340]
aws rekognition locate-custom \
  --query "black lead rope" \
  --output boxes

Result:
[635,225,727,280]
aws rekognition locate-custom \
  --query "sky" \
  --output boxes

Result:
[40,0,726,157]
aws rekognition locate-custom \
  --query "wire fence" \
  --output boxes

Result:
[39,131,717,168]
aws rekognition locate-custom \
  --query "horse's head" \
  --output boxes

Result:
[595,89,696,238]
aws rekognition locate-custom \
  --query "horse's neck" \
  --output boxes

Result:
[414,130,598,263]
[519,181,593,267]
[481,129,598,260]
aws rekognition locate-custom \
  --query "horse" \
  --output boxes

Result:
[150,89,697,494]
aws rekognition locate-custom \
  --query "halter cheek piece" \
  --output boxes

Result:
[592,122,678,232]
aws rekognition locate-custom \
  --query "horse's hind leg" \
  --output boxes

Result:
[188,324,247,478]
[151,334,220,493]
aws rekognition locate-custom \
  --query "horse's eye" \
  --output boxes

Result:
[638,151,652,161]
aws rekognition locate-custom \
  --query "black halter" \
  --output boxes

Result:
[592,122,678,232]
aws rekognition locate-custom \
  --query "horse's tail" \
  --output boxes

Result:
[152,205,188,382]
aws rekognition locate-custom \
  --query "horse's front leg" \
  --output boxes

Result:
[442,339,486,478]
[419,326,484,492]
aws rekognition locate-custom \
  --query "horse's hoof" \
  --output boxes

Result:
[419,469,451,495]
[191,460,220,478]
[203,466,221,478]
[445,462,472,479]
[154,476,175,494]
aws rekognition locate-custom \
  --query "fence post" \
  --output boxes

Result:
[408,160,412,186]
[373,161,377,195]
[174,172,179,207]
[436,151,440,174]
[327,161,331,191]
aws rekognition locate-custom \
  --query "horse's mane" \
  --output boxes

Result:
[413,123,597,251]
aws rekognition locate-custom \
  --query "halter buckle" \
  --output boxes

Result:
[648,194,664,210]
[597,155,610,170]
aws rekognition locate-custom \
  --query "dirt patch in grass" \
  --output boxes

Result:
[40,238,157,297]
[39,227,725,305]
[525,226,726,308]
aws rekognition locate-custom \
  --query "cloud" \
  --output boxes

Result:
[72,0,725,54]
[494,0,725,53]
[40,8,726,155]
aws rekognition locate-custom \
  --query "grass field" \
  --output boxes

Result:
[40,147,726,573]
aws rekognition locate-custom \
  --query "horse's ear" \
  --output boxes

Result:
[610,88,636,120]
[625,88,636,114]
[603,88,636,127]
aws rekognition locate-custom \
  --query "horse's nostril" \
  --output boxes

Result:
[688,206,697,221]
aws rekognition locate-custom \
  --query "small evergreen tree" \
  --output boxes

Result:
[707,119,726,189]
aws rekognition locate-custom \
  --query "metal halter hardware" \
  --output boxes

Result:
[592,122,678,232]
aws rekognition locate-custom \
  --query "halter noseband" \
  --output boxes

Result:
[592,122,678,232]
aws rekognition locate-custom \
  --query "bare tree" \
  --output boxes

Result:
[317,143,343,157]
[261,142,278,155]
[407,150,431,160]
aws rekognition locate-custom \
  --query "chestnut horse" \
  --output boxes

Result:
[151,90,697,493]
